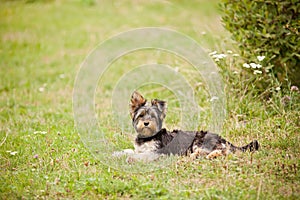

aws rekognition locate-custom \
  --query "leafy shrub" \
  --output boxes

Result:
[221,0,300,87]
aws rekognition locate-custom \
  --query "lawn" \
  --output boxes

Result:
[0,0,299,199]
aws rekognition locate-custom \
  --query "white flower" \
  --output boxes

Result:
[227,50,233,54]
[38,83,47,92]
[291,86,299,92]
[250,63,257,68]
[7,151,18,156]
[243,63,250,68]
[253,70,262,74]
[217,54,227,59]
[209,51,217,56]
[233,54,239,57]
[34,131,47,135]
[257,56,265,61]
[211,53,227,62]
[256,64,262,68]
[276,87,281,91]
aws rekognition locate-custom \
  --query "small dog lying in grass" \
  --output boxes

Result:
[113,91,259,162]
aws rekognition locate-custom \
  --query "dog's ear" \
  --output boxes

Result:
[151,99,167,119]
[130,91,147,119]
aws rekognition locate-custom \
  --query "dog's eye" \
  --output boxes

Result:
[149,111,158,118]
[135,109,148,119]
[138,110,146,118]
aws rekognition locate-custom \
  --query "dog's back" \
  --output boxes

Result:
[134,128,259,157]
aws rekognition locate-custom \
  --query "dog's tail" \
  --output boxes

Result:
[228,140,259,152]
[239,140,260,152]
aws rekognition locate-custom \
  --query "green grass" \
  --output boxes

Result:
[1,0,299,199]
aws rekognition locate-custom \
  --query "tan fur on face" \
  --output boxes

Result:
[135,119,158,138]
[130,91,167,138]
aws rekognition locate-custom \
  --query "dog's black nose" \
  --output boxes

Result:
[144,122,149,126]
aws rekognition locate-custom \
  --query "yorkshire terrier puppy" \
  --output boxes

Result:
[113,91,259,162]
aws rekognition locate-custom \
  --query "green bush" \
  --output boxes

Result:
[221,0,300,87]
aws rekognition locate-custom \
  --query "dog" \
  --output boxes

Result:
[113,91,259,162]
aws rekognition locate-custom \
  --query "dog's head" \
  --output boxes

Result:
[129,91,167,138]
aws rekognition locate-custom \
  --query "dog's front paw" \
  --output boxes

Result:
[190,148,208,160]
[126,152,160,163]
[112,149,135,157]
